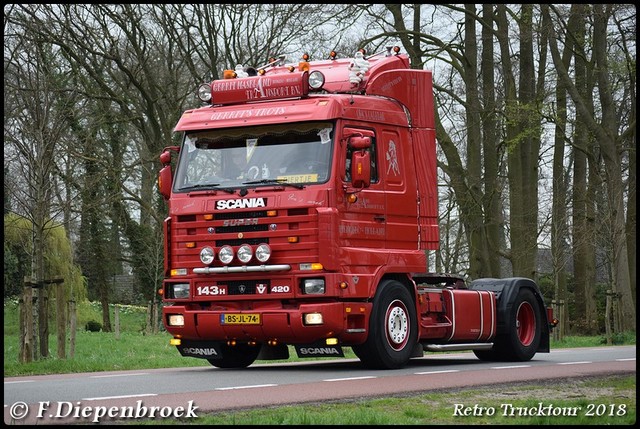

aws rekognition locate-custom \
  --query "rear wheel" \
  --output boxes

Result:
[207,343,262,368]
[474,288,542,362]
[352,280,417,369]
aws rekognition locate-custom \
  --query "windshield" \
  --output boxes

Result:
[173,122,334,192]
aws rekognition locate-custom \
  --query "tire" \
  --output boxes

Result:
[207,343,261,369]
[352,280,417,369]
[474,288,542,362]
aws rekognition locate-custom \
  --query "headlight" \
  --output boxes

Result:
[302,278,325,294]
[255,243,271,263]
[168,314,185,327]
[197,83,212,102]
[218,245,234,264]
[200,246,215,265]
[303,313,323,325]
[308,71,325,90]
[170,283,190,299]
[237,244,253,264]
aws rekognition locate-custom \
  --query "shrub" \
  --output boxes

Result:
[85,320,102,332]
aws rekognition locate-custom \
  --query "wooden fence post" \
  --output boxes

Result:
[20,277,35,363]
[146,302,152,335]
[56,281,66,358]
[68,299,76,358]
[114,304,120,339]
[605,290,613,345]
[552,299,565,342]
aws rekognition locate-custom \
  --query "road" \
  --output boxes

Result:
[4,345,635,425]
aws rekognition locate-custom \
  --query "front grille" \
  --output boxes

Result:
[170,206,318,269]
[216,224,269,234]
[215,211,268,220]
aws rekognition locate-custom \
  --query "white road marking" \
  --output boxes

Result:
[90,373,149,378]
[490,365,531,369]
[83,393,157,400]
[323,376,377,382]
[215,384,277,390]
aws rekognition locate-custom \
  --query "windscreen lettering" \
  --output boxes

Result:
[210,107,286,121]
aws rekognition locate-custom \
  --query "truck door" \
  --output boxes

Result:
[379,128,419,250]
[339,127,386,249]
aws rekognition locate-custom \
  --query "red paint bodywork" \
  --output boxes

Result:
[160,52,496,348]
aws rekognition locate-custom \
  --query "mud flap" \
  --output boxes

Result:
[411,342,424,358]
[177,340,223,359]
[295,342,344,358]
[257,343,290,360]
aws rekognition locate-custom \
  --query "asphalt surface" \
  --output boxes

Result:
[4,345,636,425]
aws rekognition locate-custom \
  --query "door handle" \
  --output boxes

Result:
[373,215,386,222]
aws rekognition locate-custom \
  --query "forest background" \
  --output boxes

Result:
[3,4,636,362]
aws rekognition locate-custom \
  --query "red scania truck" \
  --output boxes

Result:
[157,47,556,369]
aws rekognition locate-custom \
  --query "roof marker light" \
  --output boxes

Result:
[299,53,310,72]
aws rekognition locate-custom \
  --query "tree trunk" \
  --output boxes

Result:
[571,5,598,333]
[591,5,635,331]
[496,4,540,278]
[463,4,491,279]
[549,4,577,338]
[481,4,504,277]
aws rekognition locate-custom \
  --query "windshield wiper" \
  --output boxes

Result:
[241,178,305,189]
[179,183,221,192]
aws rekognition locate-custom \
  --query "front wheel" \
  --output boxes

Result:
[207,343,262,369]
[474,288,542,362]
[352,280,417,369]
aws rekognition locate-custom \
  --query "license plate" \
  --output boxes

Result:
[220,313,261,325]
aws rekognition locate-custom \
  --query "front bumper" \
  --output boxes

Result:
[163,301,370,345]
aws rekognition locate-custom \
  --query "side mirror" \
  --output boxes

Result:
[158,166,172,200]
[158,148,177,200]
[349,135,371,150]
[160,151,172,165]
[347,135,372,189]
[351,151,371,188]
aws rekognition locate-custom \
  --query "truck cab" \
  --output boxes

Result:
[158,47,554,369]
